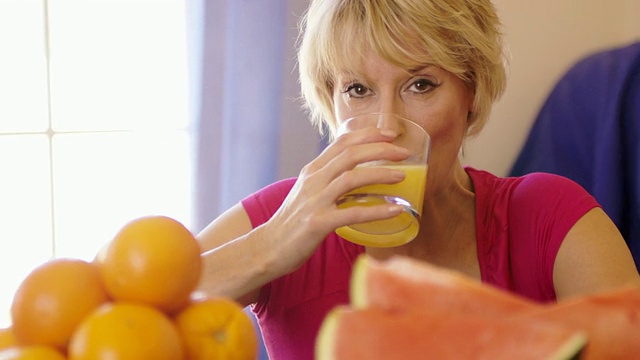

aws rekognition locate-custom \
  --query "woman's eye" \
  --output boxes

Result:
[409,79,438,93]
[342,83,369,97]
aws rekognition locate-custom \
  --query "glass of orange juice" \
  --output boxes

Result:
[335,113,430,247]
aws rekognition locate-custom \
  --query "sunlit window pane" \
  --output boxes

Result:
[52,131,193,261]
[0,135,54,327]
[0,0,192,330]
[48,0,189,132]
[0,0,49,133]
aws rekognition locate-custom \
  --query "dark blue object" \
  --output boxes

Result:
[510,41,640,270]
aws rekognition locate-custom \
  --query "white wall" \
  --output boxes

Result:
[462,0,640,176]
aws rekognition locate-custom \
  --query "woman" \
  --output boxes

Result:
[197,0,640,359]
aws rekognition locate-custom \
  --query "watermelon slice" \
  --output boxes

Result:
[347,254,640,360]
[315,306,586,360]
[561,286,640,309]
[519,287,640,360]
[350,255,539,316]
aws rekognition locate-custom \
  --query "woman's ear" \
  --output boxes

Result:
[465,87,476,124]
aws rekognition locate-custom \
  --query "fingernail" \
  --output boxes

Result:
[392,170,406,179]
[388,204,404,214]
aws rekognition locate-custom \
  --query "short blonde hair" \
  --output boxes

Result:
[297,0,507,139]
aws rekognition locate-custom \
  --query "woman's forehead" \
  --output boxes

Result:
[330,51,435,81]
[330,31,433,72]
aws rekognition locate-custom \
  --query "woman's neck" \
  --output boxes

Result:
[365,164,480,278]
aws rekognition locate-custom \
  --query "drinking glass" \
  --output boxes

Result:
[335,113,430,247]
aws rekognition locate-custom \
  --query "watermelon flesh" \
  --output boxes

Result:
[316,306,586,360]
[519,287,640,360]
[351,255,540,316]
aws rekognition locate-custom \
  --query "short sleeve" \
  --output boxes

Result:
[508,173,600,301]
[241,177,297,228]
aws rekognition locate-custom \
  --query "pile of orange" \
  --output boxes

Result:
[0,215,258,360]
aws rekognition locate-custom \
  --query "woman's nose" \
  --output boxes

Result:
[375,113,407,136]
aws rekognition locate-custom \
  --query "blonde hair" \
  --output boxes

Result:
[297,0,507,139]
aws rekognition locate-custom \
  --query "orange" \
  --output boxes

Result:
[0,327,18,350]
[95,215,202,313]
[0,345,66,360]
[68,301,184,360]
[174,298,258,360]
[10,258,109,351]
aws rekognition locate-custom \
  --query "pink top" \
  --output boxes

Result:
[241,167,600,360]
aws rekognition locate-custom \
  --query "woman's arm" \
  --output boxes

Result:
[195,127,411,308]
[196,203,276,307]
[553,207,640,300]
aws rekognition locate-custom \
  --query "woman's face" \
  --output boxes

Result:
[332,52,473,192]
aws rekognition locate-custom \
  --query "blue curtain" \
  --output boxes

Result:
[188,0,283,232]
[187,0,321,232]
[185,1,320,358]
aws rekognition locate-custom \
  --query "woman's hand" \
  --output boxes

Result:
[265,127,410,273]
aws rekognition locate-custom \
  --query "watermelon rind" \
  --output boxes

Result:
[315,306,339,360]
[349,255,369,309]
[549,332,587,360]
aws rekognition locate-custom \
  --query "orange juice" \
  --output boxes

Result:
[336,164,427,247]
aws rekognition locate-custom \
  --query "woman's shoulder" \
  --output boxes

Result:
[466,168,601,301]
[248,177,298,199]
[508,171,596,210]
[466,166,596,207]
[249,177,298,196]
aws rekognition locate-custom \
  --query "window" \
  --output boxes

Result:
[0,0,192,327]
